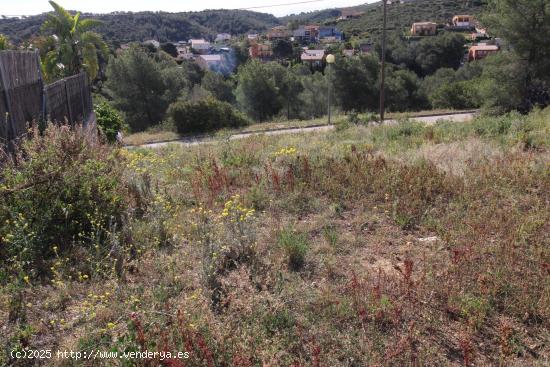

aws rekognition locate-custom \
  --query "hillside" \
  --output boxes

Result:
[282,0,488,39]
[0,9,281,44]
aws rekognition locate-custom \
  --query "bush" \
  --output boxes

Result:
[277,226,309,270]
[94,102,124,142]
[0,124,129,282]
[169,98,249,134]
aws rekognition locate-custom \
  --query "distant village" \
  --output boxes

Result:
[119,9,500,75]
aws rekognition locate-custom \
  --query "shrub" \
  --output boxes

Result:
[94,102,124,143]
[169,98,249,134]
[347,110,360,125]
[0,124,129,282]
[277,226,309,270]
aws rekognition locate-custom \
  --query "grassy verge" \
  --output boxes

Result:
[1,108,548,366]
[123,109,476,146]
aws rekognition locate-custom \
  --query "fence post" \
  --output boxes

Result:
[35,50,46,125]
[0,53,14,142]
[64,79,72,123]
[80,73,86,122]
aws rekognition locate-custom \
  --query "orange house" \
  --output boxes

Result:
[410,22,437,36]
[452,15,474,27]
[267,26,290,40]
[468,45,499,61]
[249,42,273,60]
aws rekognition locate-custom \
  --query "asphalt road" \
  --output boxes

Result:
[134,112,476,149]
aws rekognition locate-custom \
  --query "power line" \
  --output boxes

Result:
[3,0,342,17]
[238,0,329,10]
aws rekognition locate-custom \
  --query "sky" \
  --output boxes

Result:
[1,0,375,17]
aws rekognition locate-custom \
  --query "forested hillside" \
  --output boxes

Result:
[283,0,487,38]
[0,9,281,44]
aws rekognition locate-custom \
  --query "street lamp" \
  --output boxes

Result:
[326,53,335,125]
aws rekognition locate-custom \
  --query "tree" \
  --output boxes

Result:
[429,80,480,110]
[235,61,283,121]
[421,67,481,110]
[413,33,466,76]
[270,63,304,120]
[381,33,466,77]
[476,52,527,113]
[299,72,328,119]
[160,42,178,58]
[105,46,169,131]
[384,68,428,111]
[272,39,293,60]
[233,40,251,69]
[483,0,550,109]
[201,71,236,104]
[179,59,205,86]
[332,55,379,112]
[160,65,194,105]
[41,1,108,81]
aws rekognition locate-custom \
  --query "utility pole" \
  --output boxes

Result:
[379,0,388,122]
[326,54,335,124]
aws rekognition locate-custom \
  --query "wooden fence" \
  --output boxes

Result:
[0,50,93,145]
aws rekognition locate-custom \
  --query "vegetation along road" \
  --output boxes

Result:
[136,111,477,149]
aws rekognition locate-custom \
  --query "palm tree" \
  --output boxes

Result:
[0,34,10,50]
[41,1,108,81]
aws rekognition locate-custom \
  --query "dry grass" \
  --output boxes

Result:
[1,109,549,366]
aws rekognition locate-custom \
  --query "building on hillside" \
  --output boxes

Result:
[249,42,273,61]
[338,9,363,20]
[293,25,320,44]
[215,33,232,42]
[176,45,194,61]
[410,22,437,36]
[468,44,499,61]
[452,15,474,28]
[267,26,290,40]
[197,54,222,70]
[247,33,259,40]
[196,54,235,75]
[301,49,326,67]
[189,39,211,54]
[319,26,344,42]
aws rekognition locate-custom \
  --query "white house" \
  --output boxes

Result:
[215,33,232,42]
[197,54,223,70]
[189,39,211,54]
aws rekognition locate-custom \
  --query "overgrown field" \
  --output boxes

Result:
[1,109,549,366]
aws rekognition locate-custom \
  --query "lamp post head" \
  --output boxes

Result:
[326,54,335,64]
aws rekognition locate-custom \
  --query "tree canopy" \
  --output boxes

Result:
[41,1,108,81]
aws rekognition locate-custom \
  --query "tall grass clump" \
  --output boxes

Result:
[277,226,309,270]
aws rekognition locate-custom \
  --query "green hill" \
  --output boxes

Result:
[0,1,488,45]
[282,0,487,39]
[0,9,281,44]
